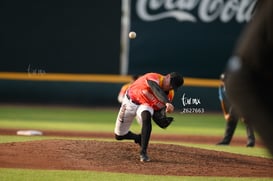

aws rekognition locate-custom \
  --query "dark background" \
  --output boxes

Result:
[0,0,254,111]
[128,0,247,78]
[0,0,121,74]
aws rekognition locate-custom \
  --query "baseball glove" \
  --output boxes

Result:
[152,107,174,129]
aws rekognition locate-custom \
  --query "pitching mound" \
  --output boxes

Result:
[0,139,272,177]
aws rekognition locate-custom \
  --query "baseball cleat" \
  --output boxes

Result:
[216,141,230,145]
[140,153,150,162]
[246,141,255,147]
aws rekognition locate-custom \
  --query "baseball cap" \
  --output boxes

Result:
[169,72,184,90]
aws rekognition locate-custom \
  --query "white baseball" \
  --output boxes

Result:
[129,31,136,39]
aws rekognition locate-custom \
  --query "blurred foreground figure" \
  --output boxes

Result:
[225,0,273,155]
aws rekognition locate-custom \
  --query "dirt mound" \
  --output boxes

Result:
[0,139,272,177]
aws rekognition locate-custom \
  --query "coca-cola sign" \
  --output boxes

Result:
[136,0,257,23]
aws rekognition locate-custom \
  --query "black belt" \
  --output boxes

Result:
[126,94,140,105]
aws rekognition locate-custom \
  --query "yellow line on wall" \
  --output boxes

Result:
[0,72,131,83]
[185,77,220,87]
[0,72,220,88]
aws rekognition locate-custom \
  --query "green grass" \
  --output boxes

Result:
[0,169,272,181]
[0,105,247,135]
[0,106,117,132]
[0,168,272,181]
[0,105,272,181]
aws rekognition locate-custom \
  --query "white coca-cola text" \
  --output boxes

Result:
[136,0,257,23]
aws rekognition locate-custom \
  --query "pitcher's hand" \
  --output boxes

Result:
[165,103,174,113]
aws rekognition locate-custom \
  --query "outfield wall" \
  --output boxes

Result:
[0,0,121,74]
[0,0,257,112]
[0,80,220,112]
[0,74,220,112]
[127,0,257,78]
